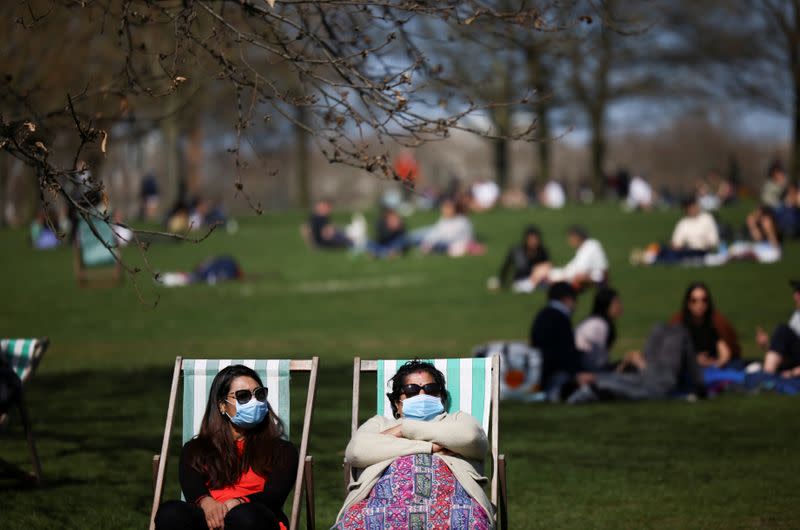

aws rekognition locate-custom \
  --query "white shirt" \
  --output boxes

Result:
[671,212,719,251]
[626,176,653,209]
[421,215,473,247]
[472,181,500,209]
[541,181,566,209]
[549,238,609,283]
[575,316,611,370]
[790,310,800,337]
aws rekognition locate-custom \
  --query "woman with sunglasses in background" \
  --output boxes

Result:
[155,365,298,530]
[333,360,493,530]
[670,281,741,368]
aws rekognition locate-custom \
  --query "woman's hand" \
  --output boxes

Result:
[198,496,227,529]
[223,498,244,511]
[431,443,456,456]
[696,352,716,367]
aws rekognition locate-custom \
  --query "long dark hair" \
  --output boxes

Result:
[386,360,449,418]
[591,286,618,348]
[680,281,715,329]
[185,365,285,488]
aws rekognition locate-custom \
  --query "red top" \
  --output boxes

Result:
[208,439,265,503]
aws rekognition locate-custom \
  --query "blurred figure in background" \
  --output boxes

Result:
[625,175,654,211]
[307,199,366,250]
[529,282,595,402]
[366,208,407,258]
[415,197,480,257]
[670,282,740,368]
[470,177,500,212]
[530,225,608,290]
[761,161,788,209]
[139,171,160,221]
[757,280,800,378]
[539,179,566,209]
[488,225,551,293]
[575,287,623,373]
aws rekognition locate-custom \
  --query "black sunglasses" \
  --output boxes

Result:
[228,387,268,405]
[401,383,442,397]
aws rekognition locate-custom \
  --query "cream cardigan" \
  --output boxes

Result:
[335,411,494,526]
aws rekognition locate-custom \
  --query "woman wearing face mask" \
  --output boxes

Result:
[155,365,298,530]
[333,360,492,529]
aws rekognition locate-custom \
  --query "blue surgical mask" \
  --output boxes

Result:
[225,397,269,429]
[402,393,444,421]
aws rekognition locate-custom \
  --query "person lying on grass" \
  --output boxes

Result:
[155,365,298,530]
[334,360,493,529]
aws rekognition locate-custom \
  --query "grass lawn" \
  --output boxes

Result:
[1,201,798,529]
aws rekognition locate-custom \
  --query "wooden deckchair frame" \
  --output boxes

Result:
[72,219,123,288]
[0,338,49,485]
[148,356,319,530]
[343,355,508,530]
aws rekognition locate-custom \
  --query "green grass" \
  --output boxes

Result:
[1,202,798,529]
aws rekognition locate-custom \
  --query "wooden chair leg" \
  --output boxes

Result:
[498,454,508,530]
[342,459,351,495]
[17,394,42,484]
[303,455,315,530]
[152,455,161,492]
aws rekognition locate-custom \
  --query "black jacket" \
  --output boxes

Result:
[179,437,298,525]
[529,304,582,383]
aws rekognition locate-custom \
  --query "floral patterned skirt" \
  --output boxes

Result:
[335,453,491,530]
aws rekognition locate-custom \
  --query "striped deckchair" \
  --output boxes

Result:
[345,356,508,530]
[73,217,122,288]
[0,337,50,484]
[149,357,319,530]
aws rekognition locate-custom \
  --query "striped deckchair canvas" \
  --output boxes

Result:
[181,359,291,444]
[1,338,47,383]
[0,337,49,484]
[76,217,117,268]
[150,356,319,530]
[375,358,492,432]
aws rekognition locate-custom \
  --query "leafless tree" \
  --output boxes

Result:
[1,0,597,281]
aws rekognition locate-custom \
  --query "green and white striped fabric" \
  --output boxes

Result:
[181,359,291,446]
[376,358,492,432]
[77,218,117,268]
[1,338,43,383]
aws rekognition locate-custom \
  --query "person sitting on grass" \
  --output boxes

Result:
[155,365,298,530]
[308,199,354,249]
[575,287,624,373]
[488,224,551,293]
[529,282,596,401]
[529,225,608,290]
[334,360,492,529]
[366,207,408,258]
[756,280,800,378]
[417,197,481,257]
[670,281,741,368]
[632,197,721,265]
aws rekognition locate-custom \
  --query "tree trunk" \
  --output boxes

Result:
[493,136,509,191]
[590,107,606,194]
[295,104,311,209]
[526,47,550,186]
[163,97,183,209]
[185,120,203,198]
